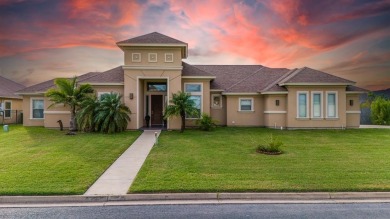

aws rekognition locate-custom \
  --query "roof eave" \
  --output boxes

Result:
[222,92,260,96]
[279,82,355,86]
[182,76,216,80]
[15,92,45,96]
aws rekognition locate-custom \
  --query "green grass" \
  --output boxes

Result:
[0,125,141,195]
[130,127,390,193]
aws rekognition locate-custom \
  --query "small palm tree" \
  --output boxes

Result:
[46,77,94,132]
[76,95,99,132]
[94,93,131,134]
[164,91,199,133]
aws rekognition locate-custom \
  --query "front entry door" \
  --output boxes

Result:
[151,95,163,125]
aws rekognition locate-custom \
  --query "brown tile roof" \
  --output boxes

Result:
[279,67,355,85]
[82,66,124,84]
[182,62,214,77]
[346,85,369,92]
[117,32,187,45]
[0,75,25,99]
[17,72,99,94]
[193,65,264,91]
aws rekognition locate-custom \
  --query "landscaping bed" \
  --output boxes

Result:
[0,125,141,195]
[130,127,390,193]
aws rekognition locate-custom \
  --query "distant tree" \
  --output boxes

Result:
[46,77,94,132]
[94,93,131,134]
[370,96,390,125]
[164,91,199,133]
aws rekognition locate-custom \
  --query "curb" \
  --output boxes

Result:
[1,192,390,204]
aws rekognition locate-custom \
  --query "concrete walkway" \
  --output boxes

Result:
[360,125,390,129]
[84,130,160,196]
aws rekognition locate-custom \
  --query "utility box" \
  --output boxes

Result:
[3,125,9,132]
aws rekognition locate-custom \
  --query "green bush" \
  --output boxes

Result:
[370,96,390,125]
[257,134,283,154]
[196,113,217,131]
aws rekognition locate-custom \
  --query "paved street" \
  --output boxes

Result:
[1,203,390,219]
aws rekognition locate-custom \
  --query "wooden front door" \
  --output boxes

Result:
[151,95,163,125]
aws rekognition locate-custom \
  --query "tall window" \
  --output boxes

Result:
[32,99,44,119]
[185,83,202,118]
[239,98,253,111]
[312,92,322,118]
[4,101,11,118]
[297,92,308,118]
[327,92,338,118]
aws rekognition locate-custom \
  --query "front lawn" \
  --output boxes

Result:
[0,125,141,195]
[130,127,390,193]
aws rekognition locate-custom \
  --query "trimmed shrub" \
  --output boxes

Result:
[196,113,217,131]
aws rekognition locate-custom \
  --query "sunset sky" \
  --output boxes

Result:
[0,0,389,91]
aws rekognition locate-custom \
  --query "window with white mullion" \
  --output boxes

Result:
[326,91,338,118]
[185,83,202,118]
[311,92,322,118]
[4,101,12,118]
[297,92,309,118]
[239,98,253,111]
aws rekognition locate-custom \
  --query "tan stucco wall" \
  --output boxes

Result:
[0,98,23,124]
[263,94,287,128]
[93,85,124,98]
[285,86,347,129]
[22,95,45,126]
[346,94,361,128]
[210,94,227,125]
[124,47,182,67]
[225,95,264,127]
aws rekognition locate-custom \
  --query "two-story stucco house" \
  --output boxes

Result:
[16,32,366,130]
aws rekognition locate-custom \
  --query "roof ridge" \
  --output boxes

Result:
[261,68,296,92]
[225,66,265,91]
[278,67,306,85]
[0,75,26,88]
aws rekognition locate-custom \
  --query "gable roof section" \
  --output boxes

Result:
[81,66,124,84]
[117,32,187,44]
[16,72,100,94]
[116,32,188,58]
[193,65,264,91]
[182,62,214,77]
[279,67,355,85]
[0,76,26,99]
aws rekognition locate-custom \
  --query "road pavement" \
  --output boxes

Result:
[1,203,390,219]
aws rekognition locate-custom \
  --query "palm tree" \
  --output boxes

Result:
[164,91,199,133]
[76,95,99,132]
[46,77,94,132]
[94,93,131,134]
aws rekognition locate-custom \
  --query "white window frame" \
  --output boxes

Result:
[297,91,309,119]
[239,97,254,112]
[211,94,222,109]
[184,83,203,119]
[311,91,323,119]
[148,53,157,63]
[326,91,338,119]
[132,53,141,62]
[30,98,44,119]
[165,53,173,63]
[97,92,111,100]
[4,100,12,119]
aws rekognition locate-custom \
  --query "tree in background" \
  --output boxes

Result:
[164,91,199,133]
[46,77,94,133]
[363,92,390,125]
[370,96,390,125]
